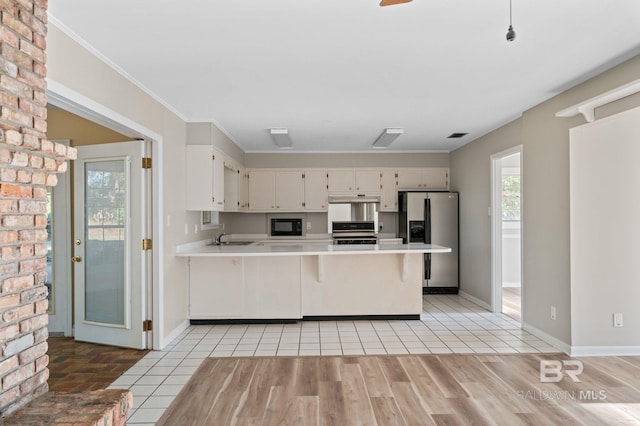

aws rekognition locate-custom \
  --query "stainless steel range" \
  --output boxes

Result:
[331,221,378,245]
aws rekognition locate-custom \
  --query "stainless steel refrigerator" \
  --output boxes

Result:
[398,191,459,294]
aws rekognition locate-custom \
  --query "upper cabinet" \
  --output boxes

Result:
[380,169,398,212]
[397,167,449,190]
[327,169,354,193]
[185,145,225,211]
[248,170,305,211]
[238,168,249,211]
[304,170,328,211]
[276,171,305,210]
[327,169,381,194]
[355,170,382,193]
[223,159,241,212]
[248,170,276,211]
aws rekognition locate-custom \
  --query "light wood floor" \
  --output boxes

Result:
[157,354,640,425]
[503,287,521,322]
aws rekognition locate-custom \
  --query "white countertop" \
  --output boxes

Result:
[176,242,451,257]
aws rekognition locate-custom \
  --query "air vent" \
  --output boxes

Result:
[447,132,468,139]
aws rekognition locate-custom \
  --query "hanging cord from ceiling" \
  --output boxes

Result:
[506,0,516,41]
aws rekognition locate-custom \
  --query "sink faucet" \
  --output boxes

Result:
[214,232,226,245]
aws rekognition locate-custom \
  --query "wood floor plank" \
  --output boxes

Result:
[157,354,640,425]
[318,381,346,426]
[396,356,452,415]
[378,355,411,383]
[339,362,378,426]
[236,358,281,419]
[157,358,234,425]
[358,356,394,398]
[370,396,407,426]
[295,357,320,396]
[419,356,470,398]
[390,381,436,426]
[317,356,342,382]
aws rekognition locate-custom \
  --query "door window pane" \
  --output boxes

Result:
[84,160,127,325]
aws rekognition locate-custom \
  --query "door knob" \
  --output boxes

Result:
[72,255,82,263]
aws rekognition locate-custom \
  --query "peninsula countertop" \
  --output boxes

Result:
[176,241,451,257]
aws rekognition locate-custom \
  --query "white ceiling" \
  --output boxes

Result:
[49,0,640,153]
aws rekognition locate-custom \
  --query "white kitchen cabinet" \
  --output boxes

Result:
[327,169,355,193]
[185,145,225,211]
[397,167,449,190]
[244,257,301,318]
[355,169,382,193]
[327,169,382,194]
[223,160,240,212]
[188,256,301,319]
[248,170,276,210]
[248,170,305,211]
[238,168,249,211]
[189,257,243,318]
[380,169,398,212]
[276,171,305,210]
[304,169,328,211]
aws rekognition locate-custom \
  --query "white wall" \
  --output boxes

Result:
[451,54,640,350]
[570,106,640,351]
[47,23,196,347]
[450,119,522,304]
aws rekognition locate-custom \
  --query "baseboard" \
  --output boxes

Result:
[521,322,571,355]
[304,314,420,321]
[502,282,521,288]
[423,287,458,295]
[569,345,640,357]
[159,319,190,349]
[458,291,492,311]
[190,319,298,325]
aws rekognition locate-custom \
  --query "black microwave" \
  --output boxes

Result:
[271,218,303,236]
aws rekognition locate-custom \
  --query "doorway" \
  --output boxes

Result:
[491,146,522,322]
[45,88,163,349]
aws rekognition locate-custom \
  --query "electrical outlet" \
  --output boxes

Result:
[184,223,188,235]
[306,222,312,230]
[614,313,623,328]
[379,221,384,230]
[550,306,556,320]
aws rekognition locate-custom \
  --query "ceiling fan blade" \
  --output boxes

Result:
[380,0,412,6]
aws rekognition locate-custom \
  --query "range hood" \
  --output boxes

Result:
[328,195,381,204]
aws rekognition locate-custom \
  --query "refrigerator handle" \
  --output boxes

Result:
[424,198,431,244]
[425,253,431,280]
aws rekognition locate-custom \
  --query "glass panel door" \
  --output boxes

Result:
[84,159,128,326]
[73,141,147,349]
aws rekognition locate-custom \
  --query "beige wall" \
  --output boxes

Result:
[451,54,640,348]
[244,152,449,169]
[47,23,194,347]
[450,119,522,304]
[47,107,129,145]
[187,122,245,164]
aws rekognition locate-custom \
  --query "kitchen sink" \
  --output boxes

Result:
[209,241,255,246]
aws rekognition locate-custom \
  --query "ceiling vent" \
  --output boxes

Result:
[447,132,468,139]
[373,128,404,148]
[269,128,293,149]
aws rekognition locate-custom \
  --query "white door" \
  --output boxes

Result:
[73,141,149,349]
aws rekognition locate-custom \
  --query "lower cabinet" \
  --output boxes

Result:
[187,253,423,319]
[188,256,301,319]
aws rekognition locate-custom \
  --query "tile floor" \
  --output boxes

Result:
[113,295,559,425]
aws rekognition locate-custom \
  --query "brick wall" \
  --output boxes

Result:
[0,0,75,415]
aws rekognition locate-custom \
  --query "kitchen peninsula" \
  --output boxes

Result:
[177,241,450,322]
